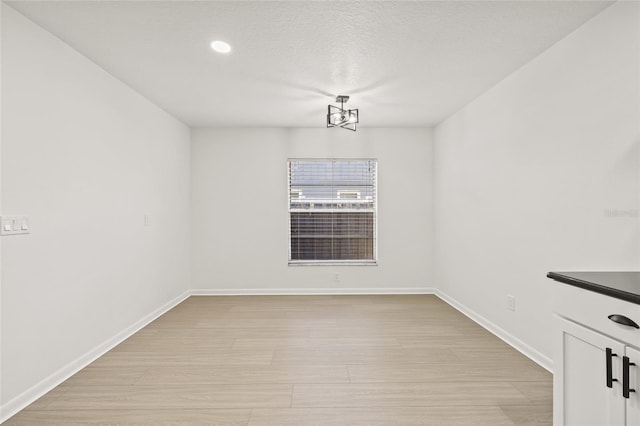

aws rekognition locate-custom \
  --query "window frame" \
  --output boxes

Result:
[287,158,378,266]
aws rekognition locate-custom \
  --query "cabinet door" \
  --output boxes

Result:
[554,315,626,426]
[626,346,640,426]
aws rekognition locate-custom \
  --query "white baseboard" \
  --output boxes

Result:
[435,290,553,372]
[0,289,191,423]
[191,287,437,296]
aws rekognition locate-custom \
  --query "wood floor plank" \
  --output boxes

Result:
[135,326,310,339]
[169,310,287,320]
[6,409,251,425]
[59,366,149,386]
[41,384,292,410]
[195,318,338,329]
[291,382,530,408]
[348,362,551,383]
[397,334,513,349]
[348,363,473,383]
[308,324,478,338]
[111,336,235,353]
[89,350,274,367]
[248,406,517,426]
[232,337,400,350]
[136,364,350,385]
[272,346,456,365]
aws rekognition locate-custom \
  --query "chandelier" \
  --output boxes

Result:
[327,95,359,131]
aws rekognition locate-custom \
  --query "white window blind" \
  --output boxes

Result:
[288,159,377,264]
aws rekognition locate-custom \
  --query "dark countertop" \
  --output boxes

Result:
[547,271,640,305]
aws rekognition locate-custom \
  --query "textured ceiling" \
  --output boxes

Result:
[6,1,612,127]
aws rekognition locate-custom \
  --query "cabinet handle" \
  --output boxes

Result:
[606,347,618,388]
[607,314,639,329]
[623,356,636,398]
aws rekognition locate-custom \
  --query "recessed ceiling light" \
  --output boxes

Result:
[210,40,231,54]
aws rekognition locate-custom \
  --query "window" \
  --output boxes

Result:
[288,159,377,264]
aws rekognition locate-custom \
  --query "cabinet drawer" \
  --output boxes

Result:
[554,283,640,347]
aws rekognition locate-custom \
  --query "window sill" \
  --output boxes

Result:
[288,261,378,267]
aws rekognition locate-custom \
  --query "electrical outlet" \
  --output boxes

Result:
[334,273,340,283]
[506,295,516,311]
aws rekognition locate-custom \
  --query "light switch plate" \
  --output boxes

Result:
[1,215,30,236]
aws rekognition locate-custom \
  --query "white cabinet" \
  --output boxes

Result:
[554,284,639,426]
[554,315,627,425]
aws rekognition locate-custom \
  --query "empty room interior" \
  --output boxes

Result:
[1,1,639,425]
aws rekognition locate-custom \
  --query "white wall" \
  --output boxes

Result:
[434,1,640,367]
[191,128,433,292]
[0,4,191,414]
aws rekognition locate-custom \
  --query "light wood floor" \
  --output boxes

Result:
[5,295,552,425]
